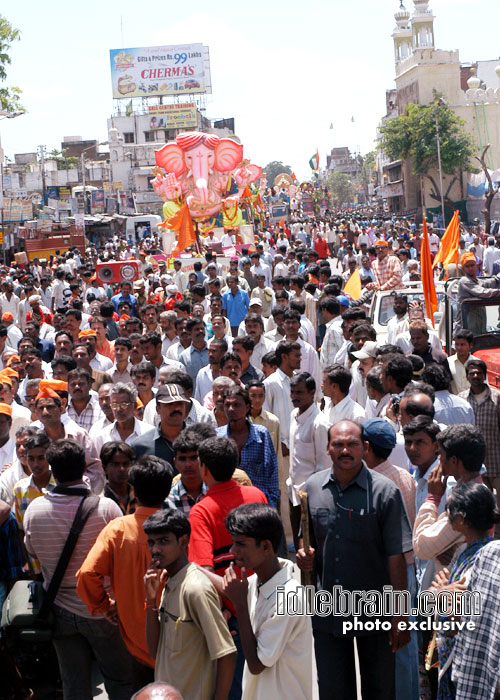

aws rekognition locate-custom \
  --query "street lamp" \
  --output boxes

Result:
[0,110,25,265]
[434,98,446,228]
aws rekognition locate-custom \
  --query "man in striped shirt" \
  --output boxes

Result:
[367,239,403,291]
[24,439,134,699]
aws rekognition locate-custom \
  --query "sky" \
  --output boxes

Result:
[1,0,499,181]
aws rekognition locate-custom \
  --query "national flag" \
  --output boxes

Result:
[432,210,460,274]
[343,268,362,300]
[309,149,319,171]
[164,203,196,257]
[421,215,438,327]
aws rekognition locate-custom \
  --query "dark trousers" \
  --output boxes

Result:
[289,501,302,552]
[228,618,245,700]
[314,629,395,700]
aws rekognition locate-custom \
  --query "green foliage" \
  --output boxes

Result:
[262,161,292,186]
[0,15,24,113]
[378,101,475,176]
[325,170,355,207]
[47,148,79,171]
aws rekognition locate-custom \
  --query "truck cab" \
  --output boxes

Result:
[442,277,500,389]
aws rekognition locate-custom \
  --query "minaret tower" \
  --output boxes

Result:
[411,0,435,50]
[392,2,413,63]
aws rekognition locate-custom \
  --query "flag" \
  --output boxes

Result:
[432,210,460,273]
[343,268,362,300]
[125,100,133,117]
[309,149,319,171]
[329,123,333,129]
[421,215,438,327]
[165,203,196,257]
[292,172,297,181]
[278,216,285,229]
[242,185,252,199]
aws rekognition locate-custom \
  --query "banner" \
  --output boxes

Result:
[91,189,105,214]
[147,102,197,130]
[110,44,209,99]
[1,197,33,222]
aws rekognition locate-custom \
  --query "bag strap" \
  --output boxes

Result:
[38,494,100,619]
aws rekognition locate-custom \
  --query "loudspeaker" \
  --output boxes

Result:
[96,260,140,284]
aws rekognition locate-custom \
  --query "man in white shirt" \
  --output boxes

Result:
[447,329,473,395]
[322,364,366,425]
[0,404,16,470]
[482,237,500,275]
[283,309,321,396]
[386,295,409,345]
[250,253,272,286]
[78,330,113,372]
[93,382,149,454]
[244,314,276,372]
[1,312,22,350]
[287,372,330,548]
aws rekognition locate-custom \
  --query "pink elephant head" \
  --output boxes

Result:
[155,132,243,208]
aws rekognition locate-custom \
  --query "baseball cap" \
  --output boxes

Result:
[156,384,190,405]
[0,403,12,418]
[362,418,397,449]
[352,341,378,361]
[336,295,350,307]
[249,298,263,307]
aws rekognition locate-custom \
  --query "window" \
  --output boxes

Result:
[144,131,155,143]
[123,132,134,143]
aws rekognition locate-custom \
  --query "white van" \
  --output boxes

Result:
[125,215,162,243]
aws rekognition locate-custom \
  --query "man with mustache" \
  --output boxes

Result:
[132,384,190,470]
[179,318,209,383]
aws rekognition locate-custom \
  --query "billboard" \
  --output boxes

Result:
[110,44,209,99]
[147,103,197,130]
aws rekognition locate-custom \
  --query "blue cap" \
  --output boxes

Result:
[362,418,397,449]
[336,295,350,307]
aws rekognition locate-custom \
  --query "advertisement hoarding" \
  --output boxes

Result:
[147,103,197,130]
[110,44,209,99]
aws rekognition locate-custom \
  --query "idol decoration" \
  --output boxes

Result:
[151,132,261,254]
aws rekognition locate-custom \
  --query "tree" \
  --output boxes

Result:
[357,150,377,202]
[325,171,355,208]
[262,161,292,187]
[475,144,499,235]
[0,15,24,113]
[378,98,475,209]
[47,148,79,171]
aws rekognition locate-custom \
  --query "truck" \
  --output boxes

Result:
[125,215,162,243]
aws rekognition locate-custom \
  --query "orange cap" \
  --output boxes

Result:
[78,329,97,339]
[5,355,20,367]
[460,252,476,267]
[40,379,68,393]
[375,239,389,247]
[0,403,13,418]
[1,367,19,380]
[1,312,14,322]
[0,374,13,388]
[35,386,61,402]
[120,314,131,321]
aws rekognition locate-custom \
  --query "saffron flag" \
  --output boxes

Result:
[432,210,460,273]
[421,215,438,327]
[278,216,285,229]
[242,185,252,199]
[309,149,319,171]
[343,268,362,300]
[292,172,297,181]
[165,203,196,257]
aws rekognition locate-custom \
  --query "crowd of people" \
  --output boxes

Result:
[1,211,500,700]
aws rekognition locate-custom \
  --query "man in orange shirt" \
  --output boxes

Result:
[77,454,174,690]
